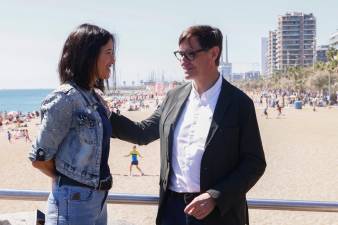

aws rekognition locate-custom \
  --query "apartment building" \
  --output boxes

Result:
[267,30,277,75]
[329,31,338,49]
[276,12,316,70]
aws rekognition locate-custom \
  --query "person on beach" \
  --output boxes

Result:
[29,23,116,225]
[312,98,317,112]
[110,25,266,225]
[7,130,12,143]
[263,106,269,119]
[24,129,32,143]
[276,101,282,118]
[124,145,145,176]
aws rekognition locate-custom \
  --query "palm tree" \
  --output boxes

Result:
[325,48,338,101]
[287,66,306,93]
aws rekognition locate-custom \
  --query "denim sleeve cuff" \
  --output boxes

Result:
[29,145,56,162]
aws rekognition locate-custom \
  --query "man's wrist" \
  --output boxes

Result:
[206,189,220,199]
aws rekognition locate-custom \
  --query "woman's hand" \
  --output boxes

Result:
[32,159,57,179]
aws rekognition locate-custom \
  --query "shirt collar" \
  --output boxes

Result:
[190,74,222,102]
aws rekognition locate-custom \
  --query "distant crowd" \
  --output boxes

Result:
[250,89,338,108]
[106,91,165,113]
[0,111,39,143]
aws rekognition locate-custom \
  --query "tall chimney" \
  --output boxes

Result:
[225,35,229,63]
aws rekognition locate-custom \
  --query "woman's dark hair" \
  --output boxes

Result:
[179,25,223,66]
[58,23,115,90]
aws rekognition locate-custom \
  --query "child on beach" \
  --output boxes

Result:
[124,145,145,176]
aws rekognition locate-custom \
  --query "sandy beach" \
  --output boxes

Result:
[0,105,337,224]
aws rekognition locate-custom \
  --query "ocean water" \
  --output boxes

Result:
[0,89,53,113]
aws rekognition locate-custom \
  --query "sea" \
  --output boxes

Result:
[0,89,53,113]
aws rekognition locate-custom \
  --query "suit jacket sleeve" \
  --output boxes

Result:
[206,99,266,215]
[109,95,168,145]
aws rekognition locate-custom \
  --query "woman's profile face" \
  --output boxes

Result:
[96,38,115,80]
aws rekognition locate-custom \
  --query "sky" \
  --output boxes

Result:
[0,0,337,89]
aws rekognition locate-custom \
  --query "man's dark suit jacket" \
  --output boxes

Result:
[110,78,266,225]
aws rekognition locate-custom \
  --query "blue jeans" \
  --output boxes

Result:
[45,182,108,225]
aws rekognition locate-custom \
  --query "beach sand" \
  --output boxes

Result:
[0,105,337,224]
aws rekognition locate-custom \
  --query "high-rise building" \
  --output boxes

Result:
[245,71,260,80]
[276,12,316,70]
[261,37,268,76]
[219,35,232,81]
[329,31,338,49]
[316,45,329,62]
[232,73,244,81]
[267,30,277,75]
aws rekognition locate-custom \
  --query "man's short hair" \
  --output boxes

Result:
[179,25,223,66]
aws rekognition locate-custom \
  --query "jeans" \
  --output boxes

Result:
[45,182,108,225]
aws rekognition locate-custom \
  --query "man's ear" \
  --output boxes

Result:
[210,46,220,63]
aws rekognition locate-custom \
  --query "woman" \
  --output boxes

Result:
[29,23,115,225]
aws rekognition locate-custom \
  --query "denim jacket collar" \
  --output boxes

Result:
[68,81,110,117]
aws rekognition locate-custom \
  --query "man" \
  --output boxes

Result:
[124,145,145,176]
[110,25,266,225]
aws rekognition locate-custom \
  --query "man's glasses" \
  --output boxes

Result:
[173,48,208,61]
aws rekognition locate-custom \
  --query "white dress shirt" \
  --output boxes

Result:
[169,75,222,193]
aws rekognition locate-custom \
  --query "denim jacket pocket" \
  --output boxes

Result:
[76,111,96,128]
[75,111,97,145]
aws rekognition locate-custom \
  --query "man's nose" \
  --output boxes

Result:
[181,55,190,65]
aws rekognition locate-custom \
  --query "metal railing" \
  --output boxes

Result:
[1,189,338,213]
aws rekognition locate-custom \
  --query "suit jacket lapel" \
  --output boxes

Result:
[163,83,191,127]
[204,79,233,148]
[163,83,191,162]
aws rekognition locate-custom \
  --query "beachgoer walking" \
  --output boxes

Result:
[124,145,144,176]
[263,106,269,119]
[7,131,12,143]
[24,129,32,143]
[276,102,282,118]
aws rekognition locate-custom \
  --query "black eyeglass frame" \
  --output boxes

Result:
[173,48,209,61]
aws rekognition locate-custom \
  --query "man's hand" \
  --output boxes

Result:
[184,192,216,220]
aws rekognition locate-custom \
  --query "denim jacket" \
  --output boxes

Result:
[29,82,111,188]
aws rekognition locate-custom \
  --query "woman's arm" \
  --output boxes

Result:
[29,91,73,176]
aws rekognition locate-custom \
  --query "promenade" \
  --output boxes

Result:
[0,104,337,224]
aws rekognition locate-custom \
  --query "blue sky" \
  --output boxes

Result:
[0,0,337,89]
